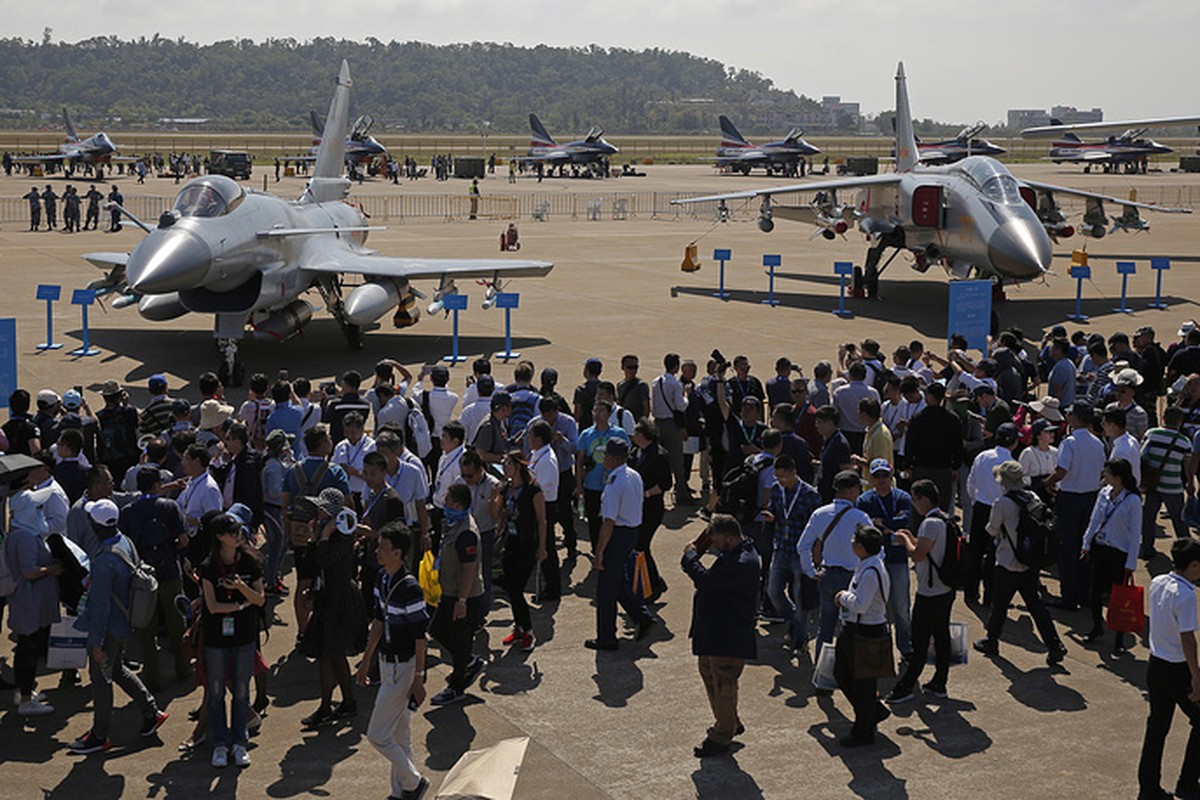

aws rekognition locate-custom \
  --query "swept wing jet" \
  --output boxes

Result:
[673,63,1188,298]
[519,114,618,174]
[304,110,389,165]
[911,123,1006,165]
[1022,115,1200,173]
[13,109,124,177]
[713,115,821,175]
[80,61,552,385]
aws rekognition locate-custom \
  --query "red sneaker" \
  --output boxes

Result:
[519,631,536,652]
[502,628,523,646]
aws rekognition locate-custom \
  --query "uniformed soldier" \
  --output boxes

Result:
[23,186,41,231]
[107,185,123,232]
[64,186,81,233]
[41,184,58,230]
[84,185,102,230]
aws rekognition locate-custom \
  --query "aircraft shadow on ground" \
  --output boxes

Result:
[672,278,1193,342]
[63,322,551,388]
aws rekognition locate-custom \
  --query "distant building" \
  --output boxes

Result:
[1007,109,1050,130]
[1007,106,1103,131]
[1050,106,1103,125]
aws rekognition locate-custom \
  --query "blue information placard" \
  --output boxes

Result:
[833,261,854,276]
[948,280,992,353]
[494,292,520,310]
[1116,261,1136,275]
[442,293,468,311]
[763,254,781,267]
[71,289,96,306]
[1069,265,1091,280]
[1151,257,1171,271]
[0,319,15,407]
[713,249,731,261]
[36,285,61,302]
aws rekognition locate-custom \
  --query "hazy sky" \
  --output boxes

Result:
[12,0,1200,124]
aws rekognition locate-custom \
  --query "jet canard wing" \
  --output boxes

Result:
[302,251,554,282]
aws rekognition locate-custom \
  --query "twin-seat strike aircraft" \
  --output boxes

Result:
[1021,115,1200,173]
[713,115,820,175]
[912,123,1006,165]
[13,109,125,177]
[675,63,1189,298]
[304,110,389,166]
[81,61,552,385]
[519,114,618,174]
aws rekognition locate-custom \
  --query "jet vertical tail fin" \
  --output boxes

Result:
[719,115,750,146]
[893,62,919,173]
[304,61,352,204]
[62,108,79,143]
[309,110,325,141]
[529,114,556,147]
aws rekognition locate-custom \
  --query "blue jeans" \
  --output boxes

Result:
[205,642,256,748]
[596,526,650,643]
[886,560,913,656]
[767,559,814,645]
[817,568,853,648]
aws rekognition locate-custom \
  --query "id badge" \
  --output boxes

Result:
[506,521,519,538]
[222,616,236,637]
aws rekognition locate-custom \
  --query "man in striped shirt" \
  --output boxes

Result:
[1141,407,1193,559]
[357,522,430,800]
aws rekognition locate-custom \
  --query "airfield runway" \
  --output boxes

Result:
[1,163,1198,798]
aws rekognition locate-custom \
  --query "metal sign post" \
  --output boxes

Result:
[1114,261,1136,314]
[1067,265,1090,322]
[762,254,781,306]
[1148,257,1170,310]
[712,248,731,300]
[70,289,100,357]
[441,293,469,364]
[493,292,521,361]
[832,262,854,317]
[36,284,62,350]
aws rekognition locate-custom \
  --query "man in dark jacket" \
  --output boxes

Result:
[682,513,761,758]
[905,382,963,512]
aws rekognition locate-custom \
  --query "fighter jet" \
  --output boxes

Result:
[80,61,552,385]
[713,115,820,175]
[12,109,124,178]
[1021,115,1200,174]
[909,123,1006,165]
[673,63,1188,298]
[306,109,389,165]
[519,114,618,175]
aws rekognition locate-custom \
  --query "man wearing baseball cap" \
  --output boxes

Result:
[69,499,167,753]
[857,459,914,660]
[139,374,174,437]
[96,381,140,482]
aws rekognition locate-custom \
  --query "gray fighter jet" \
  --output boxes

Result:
[674,63,1188,298]
[81,61,552,385]
[13,109,125,178]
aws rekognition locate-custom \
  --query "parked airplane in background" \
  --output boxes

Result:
[1021,115,1200,173]
[81,61,552,385]
[674,63,1188,298]
[308,110,389,165]
[519,114,618,175]
[713,115,820,175]
[911,122,1006,165]
[12,109,124,177]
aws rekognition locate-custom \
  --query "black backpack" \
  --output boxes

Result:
[717,456,770,523]
[1007,490,1058,569]
[927,509,965,590]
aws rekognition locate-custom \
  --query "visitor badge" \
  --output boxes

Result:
[222,616,236,637]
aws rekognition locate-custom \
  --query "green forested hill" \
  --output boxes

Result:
[0,37,825,134]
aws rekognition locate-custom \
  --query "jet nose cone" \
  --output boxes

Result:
[127,229,212,294]
[988,220,1051,281]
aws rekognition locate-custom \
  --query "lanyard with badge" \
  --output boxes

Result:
[380,570,402,646]
[1097,491,1132,544]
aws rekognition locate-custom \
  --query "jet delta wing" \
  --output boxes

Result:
[12,108,127,176]
[81,60,553,385]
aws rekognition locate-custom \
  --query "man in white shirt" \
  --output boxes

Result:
[832,524,891,747]
[412,365,459,470]
[457,375,495,445]
[1103,405,1143,485]
[1043,402,1107,609]
[27,454,70,540]
[1138,537,1200,799]
[332,411,376,499]
[527,421,562,600]
[432,422,466,513]
[963,423,1018,605]
[797,470,874,649]
[176,443,223,534]
[651,353,691,502]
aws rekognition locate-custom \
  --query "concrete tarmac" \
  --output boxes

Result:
[0,164,1198,798]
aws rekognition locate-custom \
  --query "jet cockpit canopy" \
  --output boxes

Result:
[173,175,245,218]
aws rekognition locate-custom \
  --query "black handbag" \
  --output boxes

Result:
[851,565,895,680]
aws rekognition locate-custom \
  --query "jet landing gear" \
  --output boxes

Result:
[217,338,246,387]
[861,229,907,299]
[317,277,365,349]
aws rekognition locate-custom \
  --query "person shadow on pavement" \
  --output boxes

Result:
[808,693,908,799]
[890,697,993,759]
[691,752,765,799]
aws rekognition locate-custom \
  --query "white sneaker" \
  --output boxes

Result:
[231,744,250,768]
[211,745,229,768]
[18,699,54,716]
[14,690,47,705]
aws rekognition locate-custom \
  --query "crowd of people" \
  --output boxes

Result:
[4,318,1200,797]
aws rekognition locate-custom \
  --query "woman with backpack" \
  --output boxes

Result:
[1081,458,1142,654]
[199,512,265,768]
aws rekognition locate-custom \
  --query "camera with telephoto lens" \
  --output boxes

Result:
[711,349,731,373]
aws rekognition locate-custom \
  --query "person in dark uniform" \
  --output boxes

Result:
[84,184,102,230]
[41,185,58,230]
[23,186,41,231]
[107,185,123,232]
[631,419,672,599]
[63,186,81,233]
